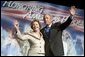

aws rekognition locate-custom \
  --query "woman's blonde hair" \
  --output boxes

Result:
[31,19,41,30]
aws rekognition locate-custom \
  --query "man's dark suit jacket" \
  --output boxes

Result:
[41,16,72,56]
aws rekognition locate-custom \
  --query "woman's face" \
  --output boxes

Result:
[32,21,40,32]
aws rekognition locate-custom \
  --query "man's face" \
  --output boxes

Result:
[43,14,52,25]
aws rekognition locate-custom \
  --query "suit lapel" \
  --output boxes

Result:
[44,29,49,39]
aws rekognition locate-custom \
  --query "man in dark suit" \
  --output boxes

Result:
[41,6,76,56]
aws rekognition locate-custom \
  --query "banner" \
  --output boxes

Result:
[1,1,84,56]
